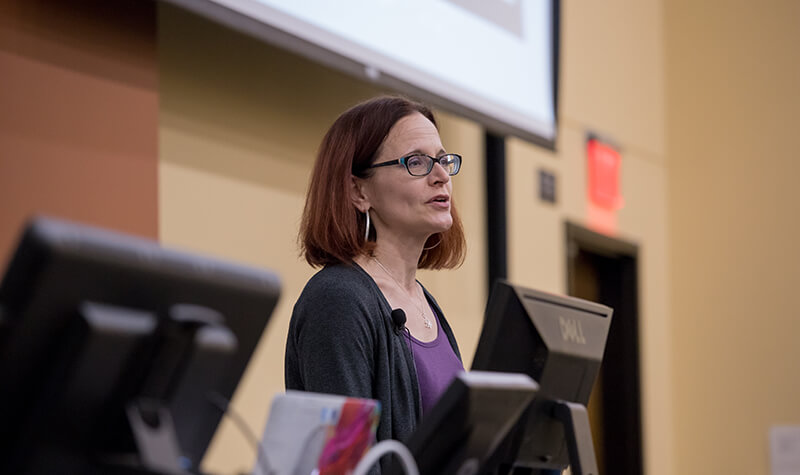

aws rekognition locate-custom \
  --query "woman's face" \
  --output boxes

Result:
[359,112,454,243]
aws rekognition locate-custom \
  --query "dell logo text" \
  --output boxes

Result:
[559,316,587,344]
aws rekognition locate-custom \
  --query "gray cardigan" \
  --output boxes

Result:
[284,263,461,446]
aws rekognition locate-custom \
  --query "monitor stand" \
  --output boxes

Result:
[126,399,185,474]
[69,302,229,475]
[503,400,599,475]
[552,401,598,475]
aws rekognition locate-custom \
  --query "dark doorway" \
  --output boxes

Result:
[566,223,643,475]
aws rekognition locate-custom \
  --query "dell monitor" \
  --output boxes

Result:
[471,280,612,475]
[0,217,281,475]
[394,371,538,475]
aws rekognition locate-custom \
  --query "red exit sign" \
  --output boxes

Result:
[587,138,623,211]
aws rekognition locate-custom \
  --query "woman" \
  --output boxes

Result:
[284,96,466,448]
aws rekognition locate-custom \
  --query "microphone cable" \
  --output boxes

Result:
[206,391,274,475]
[352,439,419,475]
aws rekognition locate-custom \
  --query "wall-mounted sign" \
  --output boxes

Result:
[586,137,623,234]
[587,138,623,211]
[538,168,557,204]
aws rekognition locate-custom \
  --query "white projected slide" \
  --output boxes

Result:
[168,0,557,144]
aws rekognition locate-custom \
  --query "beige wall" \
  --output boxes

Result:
[507,1,671,474]
[666,1,800,473]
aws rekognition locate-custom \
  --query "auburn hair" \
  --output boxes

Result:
[299,95,466,269]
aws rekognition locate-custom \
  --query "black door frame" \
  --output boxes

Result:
[565,222,643,475]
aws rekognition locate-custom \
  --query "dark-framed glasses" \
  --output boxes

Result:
[368,153,462,177]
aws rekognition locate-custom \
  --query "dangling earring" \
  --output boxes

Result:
[423,234,442,250]
[364,209,371,242]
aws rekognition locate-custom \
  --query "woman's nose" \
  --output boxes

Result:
[429,162,451,184]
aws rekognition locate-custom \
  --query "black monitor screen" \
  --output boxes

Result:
[471,280,612,472]
[0,217,281,475]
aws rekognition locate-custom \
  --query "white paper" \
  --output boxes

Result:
[770,425,800,475]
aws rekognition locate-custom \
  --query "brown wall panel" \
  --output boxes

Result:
[0,0,158,266]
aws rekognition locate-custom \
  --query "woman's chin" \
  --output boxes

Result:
[429,219,453,234]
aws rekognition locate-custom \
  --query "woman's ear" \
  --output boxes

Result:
[350,175,370,212]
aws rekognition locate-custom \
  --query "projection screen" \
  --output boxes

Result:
[164,0,558,146]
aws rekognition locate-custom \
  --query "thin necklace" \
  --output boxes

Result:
[372,256,433,329]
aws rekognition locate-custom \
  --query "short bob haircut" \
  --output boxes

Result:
[300,95,466,269]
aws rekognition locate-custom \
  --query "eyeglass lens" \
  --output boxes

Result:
[406,154,460,176]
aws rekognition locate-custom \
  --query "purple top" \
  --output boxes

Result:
[404,308,464,415]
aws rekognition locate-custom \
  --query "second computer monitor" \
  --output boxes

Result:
[471,280,612,472]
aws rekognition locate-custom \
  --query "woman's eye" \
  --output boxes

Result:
[406,156,425,168]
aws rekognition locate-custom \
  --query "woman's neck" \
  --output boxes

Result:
[358,238,423,291]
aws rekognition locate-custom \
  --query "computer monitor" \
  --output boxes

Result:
[0,217,281,475]
[471,280,612,475]
[397,371,538,475]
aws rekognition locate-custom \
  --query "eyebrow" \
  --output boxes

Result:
[403,148,448,157]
